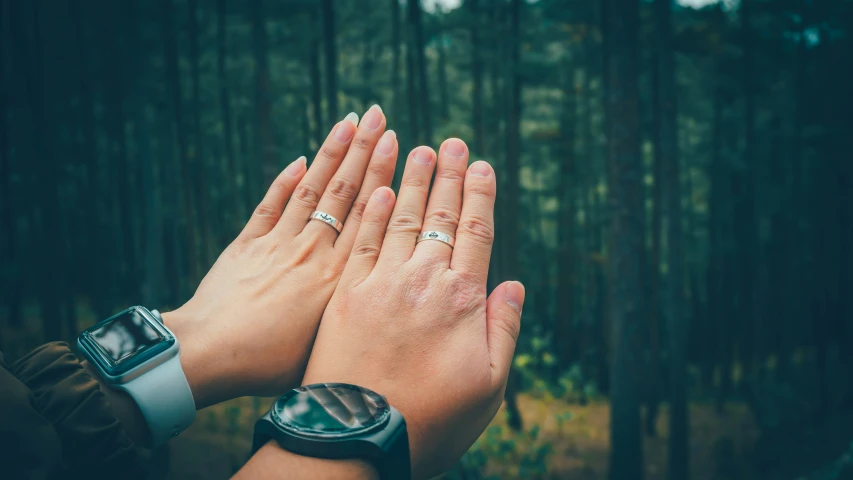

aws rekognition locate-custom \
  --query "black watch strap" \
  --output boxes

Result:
[378,423,411,480]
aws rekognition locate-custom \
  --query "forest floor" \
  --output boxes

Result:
[161,394,761,480]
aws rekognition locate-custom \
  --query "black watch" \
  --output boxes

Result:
[252,383,410,480]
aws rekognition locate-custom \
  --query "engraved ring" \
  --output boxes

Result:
[417,230,455,248]
[309,211,344,233]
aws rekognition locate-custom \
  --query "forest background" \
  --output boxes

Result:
[1,0,852,478]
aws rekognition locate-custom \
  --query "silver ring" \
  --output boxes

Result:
[417,231,455,248]
[309,211,343,233]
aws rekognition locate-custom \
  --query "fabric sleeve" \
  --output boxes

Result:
[2,342,144,479]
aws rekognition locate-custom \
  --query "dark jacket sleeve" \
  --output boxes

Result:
[0,342,143,479]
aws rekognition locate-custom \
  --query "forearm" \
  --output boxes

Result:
[234,441,379,480]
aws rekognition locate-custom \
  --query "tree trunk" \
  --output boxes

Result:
[390,0,402,142]
[469,0,485,157]
[645,22,663,438]
[737,0,759,382]
[188,0,210,268]
[360,29,376,111]
[436,32,450,120]
[0,0,20,329]
[321,0,337,122]
[25,0,63,341]
[656,0,688,477]
[604,0,644,477]
[163,0,197,293]
[251,0,276,187]
[404,3,420,148]
[408,0,431,143]
[556,62,577,373]
[217,0,243,234]
[309,12,324,150]
[500,0,524,432]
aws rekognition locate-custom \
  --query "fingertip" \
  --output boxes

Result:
[371,186,395,204]
[441,138,468,158]
[468,160,493,178]
[410,146,436,165]
[504,281,525,315]
[377,130,397,155]
[285,156,307,176]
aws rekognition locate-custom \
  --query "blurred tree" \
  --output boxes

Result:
[322,0,338,122]
[604,0,644,477]
[654,0,688,477]
[0,0,851,476]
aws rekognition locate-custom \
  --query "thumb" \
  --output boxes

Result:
[485,281,525,383]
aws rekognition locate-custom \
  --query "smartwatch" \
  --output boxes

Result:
[252,383,410,480]
[77,306,196,447]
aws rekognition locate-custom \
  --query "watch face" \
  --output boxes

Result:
[80,307,174,376]
[89,308,164,363]
[271,383,391,438]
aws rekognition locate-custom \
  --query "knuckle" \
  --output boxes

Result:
[447,275,485,316]
[253,202,279,218]
[459,214,495,244]
[268,178,288,194]
[352,242,381,259]
[437,167,465,184]
[361,203,388,225]
[467,181,496,198]
[293,184,322,206]
[348,197,370,222]
[401,268,432,309]
[319,260,346,285]
[387,211,422,235]
[495,315,521,344]
[351,136,373,152]
[326,177,360,203]
[319,146,340,163]
[366,161,389,180]
[401,175,429,191]
[425,207,460,229]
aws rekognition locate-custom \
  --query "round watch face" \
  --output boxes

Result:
[271,383,390,438]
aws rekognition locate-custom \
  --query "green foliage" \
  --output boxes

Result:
[514,334,597,403]
[447,424,554,480]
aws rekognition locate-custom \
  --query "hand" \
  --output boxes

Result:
[302,138,525,479]
[162,106,399,408]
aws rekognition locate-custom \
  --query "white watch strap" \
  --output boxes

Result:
[117,353,196,447]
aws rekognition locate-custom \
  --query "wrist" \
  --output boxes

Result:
[236,441,379,480]
[161,308,224,409]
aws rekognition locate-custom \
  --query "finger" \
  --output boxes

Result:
[236,156,307,241]
[302,105,387,239]
[450,161,496,284]
[340,187,396,288]
[413,138,468,267]
[376,146,436,266]
[275,112,359,237]
[335,129,398,252]
[486,281,524,383]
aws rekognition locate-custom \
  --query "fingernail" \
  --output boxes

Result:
[445,138,466,158]
[362,105,383,130]
[377,130,396,155]
[335,117,357,143]
[373,187,392,203]
[412,148,434,165]
[505,281,525,313]
[470,161,492,177]
[344,112,360,127]
[285,156,307,176]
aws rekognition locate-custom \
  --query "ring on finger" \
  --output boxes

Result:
[417,230,455,248]
[310,211,344,233]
